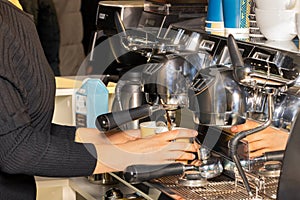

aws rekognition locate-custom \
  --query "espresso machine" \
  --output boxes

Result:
[94,18,300,199]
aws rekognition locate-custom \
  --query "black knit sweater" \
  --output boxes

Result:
[0,1,97,199]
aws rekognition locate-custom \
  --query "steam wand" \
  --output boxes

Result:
[229,88,275,197]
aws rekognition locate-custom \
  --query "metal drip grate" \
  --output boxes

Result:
[260,177,280,199]
[152,174,279,200]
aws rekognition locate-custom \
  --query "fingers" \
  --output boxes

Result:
[241,141,265,159]
[134,149,195,164]
[193,141,201,151]
[163,142,197,152]
[157,128,198,141]
[247,140,267,152]
[157,141,198,162]
[153,130,199,162]
[176,152,196,161]
[244,134,273,158]
[110,128,199,166]
[245,126,284,142]
[249,149,269,158]
[190,159,201,166]
[230,125,240,133]
[230,124,250,133]
[244,134,265,143]
[165,150,196,161]
[230,120,260,133]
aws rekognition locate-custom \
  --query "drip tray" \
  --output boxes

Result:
[148,175,279,200]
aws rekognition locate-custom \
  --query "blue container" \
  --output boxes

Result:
[75,78,108,128]
[206,0,224,22]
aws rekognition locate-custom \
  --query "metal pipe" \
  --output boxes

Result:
[229,89,275,197]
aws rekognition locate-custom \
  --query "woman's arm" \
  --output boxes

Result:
[91,128,198,173]
[75,128,141,145]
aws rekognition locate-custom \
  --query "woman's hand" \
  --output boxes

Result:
[75,128,141,145]
[105,129,141,144]
[230,120,289,158]
[93,128,198,173]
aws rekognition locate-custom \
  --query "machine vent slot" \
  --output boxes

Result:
[253,52,271,61]
[199,39,215,51]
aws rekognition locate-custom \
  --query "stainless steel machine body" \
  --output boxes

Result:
[95,16,300,199]
[138,25,300,199]
[132,28,299,199]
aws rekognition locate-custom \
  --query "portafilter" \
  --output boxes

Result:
[95,53,200,131]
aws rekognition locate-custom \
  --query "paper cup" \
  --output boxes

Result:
[205,21,224,29]
[222,0,251,40]
[140,121,168,138]
[225,28,249,40]
[206,0,224,22]
[205,27,225,36]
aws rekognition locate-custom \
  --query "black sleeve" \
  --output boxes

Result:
[50,123,76,141]
[0,78,97,177]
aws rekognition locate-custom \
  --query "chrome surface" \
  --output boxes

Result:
[192,66,247,126]
[142,53,207,110]
[88,173,118,185]
[258,162,282,178]
[197,157,224,179]
[161,24,300,130]
[112,71,144,130]
[155,30,296,197]
[234,58,299,91]
[177,171,208,187]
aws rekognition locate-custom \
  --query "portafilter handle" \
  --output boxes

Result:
[95,104,163,131]
[123,163,195,184]
[253,150,285,163]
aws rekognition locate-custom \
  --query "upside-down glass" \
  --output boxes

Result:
[297,13,300,49]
